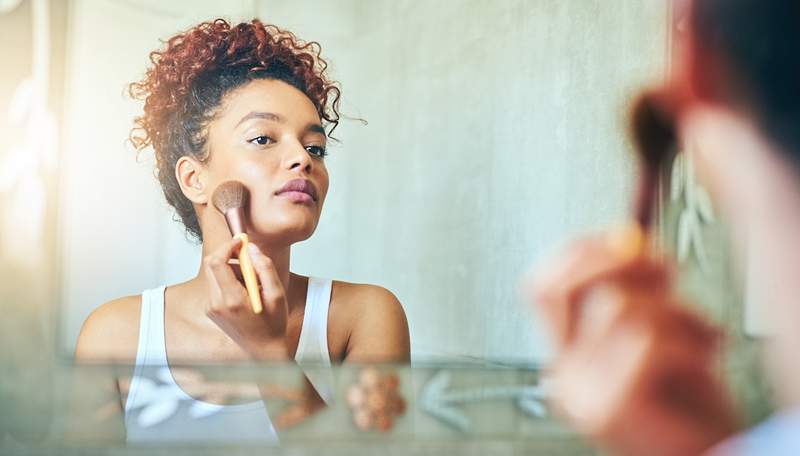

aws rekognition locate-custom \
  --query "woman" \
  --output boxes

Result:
[532,0,800,454]
[74,18,409,442]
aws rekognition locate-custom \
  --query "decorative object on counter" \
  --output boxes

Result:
[671,151,715,273]
[420,370,550,432]
[345,367,406,432]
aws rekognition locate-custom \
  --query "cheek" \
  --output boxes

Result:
[680,111,740,211]
[685,143,722,203]
[681,107,790,228]
[240,164,274,188]
[219,155,279,194]
[207,149,260,184]
[316,165,330,204]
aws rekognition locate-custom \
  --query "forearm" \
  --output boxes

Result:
[247,341,328,430]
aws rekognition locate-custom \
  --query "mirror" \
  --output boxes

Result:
[50,0,669,363]
[5,0,743,451]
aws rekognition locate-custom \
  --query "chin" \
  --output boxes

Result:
[249,216,318,245]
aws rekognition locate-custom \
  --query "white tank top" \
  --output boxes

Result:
[124,277,334,444]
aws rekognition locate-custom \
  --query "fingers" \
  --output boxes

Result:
[535,232,736,454]
[534,235,673,306]
[531,233,675,348]
[203,237,248,312]
[615,310,734,453]
[247,243,287,318]
[554,301,727,447]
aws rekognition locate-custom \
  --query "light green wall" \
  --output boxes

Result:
[52,0,671,363]
[263,0,671,362]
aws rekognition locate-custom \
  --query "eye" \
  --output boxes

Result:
[305,145,328,158]
[249,135,273,146]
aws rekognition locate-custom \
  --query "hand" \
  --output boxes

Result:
[202,237,289,360]
[530,234,739,456]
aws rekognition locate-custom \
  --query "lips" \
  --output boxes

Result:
[275,178,319,202]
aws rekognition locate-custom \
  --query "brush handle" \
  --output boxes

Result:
[234,233,263,314]
[609,221,647,261]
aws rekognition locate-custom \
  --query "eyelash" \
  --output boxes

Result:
[305,145,328,158]
[250,135,273,146]
[248,136,328,159]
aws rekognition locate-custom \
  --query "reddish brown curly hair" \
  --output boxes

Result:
[129,18,341,241]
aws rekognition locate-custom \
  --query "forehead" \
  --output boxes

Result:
[216,78,322,127]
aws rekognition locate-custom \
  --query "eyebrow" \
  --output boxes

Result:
[236,111,285,127]
[236,111,327,136]
[306,123,326,136]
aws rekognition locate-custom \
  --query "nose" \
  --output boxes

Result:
[284,142,313,174]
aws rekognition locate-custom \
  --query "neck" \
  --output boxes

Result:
[191,223,293,308]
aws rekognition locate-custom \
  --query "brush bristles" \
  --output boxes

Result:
[629,92,678,230]
[212,181,249,213]
[630,92,677,169]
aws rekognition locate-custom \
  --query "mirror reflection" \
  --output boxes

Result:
[58,0,668,366]
[11,0,757,452]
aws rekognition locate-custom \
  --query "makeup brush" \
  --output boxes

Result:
[211,180,263,314]
[613,92,678,258]
[631,92,677,230]
[627,91,734,429]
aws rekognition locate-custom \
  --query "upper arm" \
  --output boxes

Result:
[68,297,138,442]
[343,285,410,363]
[75,296,140,363]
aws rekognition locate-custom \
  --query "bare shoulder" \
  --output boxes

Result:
[329,281,410,362]
[330,281,408,322]
[333,281,401,305]
[74,295,141,363]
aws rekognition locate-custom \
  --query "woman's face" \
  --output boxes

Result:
[203,78,329,245]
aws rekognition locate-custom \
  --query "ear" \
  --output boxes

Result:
[175,156,208,205]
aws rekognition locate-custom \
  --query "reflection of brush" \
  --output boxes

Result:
[613,92,679,259]
[627,92,736,435]
[631,92,677,230]
[211,181,263,314]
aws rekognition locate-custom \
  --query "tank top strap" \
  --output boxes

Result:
[125,285,167,415]
[294,277,332,365]
[139,285,168,366]
[294,277,334,404]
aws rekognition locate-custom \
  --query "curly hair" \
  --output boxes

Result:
[128,19,341,242]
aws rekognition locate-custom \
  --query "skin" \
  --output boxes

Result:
[530,105,800,456]
[75,79,410,407]
[532,236,739,455]
[683,106,800,408]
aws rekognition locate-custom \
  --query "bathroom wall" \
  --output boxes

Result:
[256,0,670,361]
[57,0,670,362]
